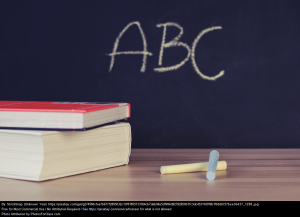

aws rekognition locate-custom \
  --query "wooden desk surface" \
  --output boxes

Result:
[1,149,300,201]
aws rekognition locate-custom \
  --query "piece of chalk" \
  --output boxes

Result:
[160,160,226,175]
[206,150,219,181]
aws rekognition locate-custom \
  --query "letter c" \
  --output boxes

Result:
[191,26,224,81]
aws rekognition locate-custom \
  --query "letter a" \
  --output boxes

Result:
[108,21,153,72]
[154,22,191,72]
[191,26,224,80]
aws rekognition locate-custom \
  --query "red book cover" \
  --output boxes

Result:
[0,101,130,117]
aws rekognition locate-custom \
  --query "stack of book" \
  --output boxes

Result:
[0,101,131,181]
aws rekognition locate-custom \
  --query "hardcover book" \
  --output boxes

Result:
[0,101,130,130]
[0,122,131,181]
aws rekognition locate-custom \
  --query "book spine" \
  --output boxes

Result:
[127,103,131,117]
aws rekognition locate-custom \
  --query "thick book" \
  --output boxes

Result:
[0,101,130,130]
[0,122,131,181]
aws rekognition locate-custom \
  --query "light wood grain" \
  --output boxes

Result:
[1,149,300,201]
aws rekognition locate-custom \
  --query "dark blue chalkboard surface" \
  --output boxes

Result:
[1,0,300,148]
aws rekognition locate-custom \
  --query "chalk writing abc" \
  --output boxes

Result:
[108,21,224,81]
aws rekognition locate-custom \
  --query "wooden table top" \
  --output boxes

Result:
[1,149,300,201]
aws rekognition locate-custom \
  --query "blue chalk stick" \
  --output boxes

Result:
[206,150,219,181]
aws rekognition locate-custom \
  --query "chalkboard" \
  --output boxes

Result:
[1,0,300,148]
